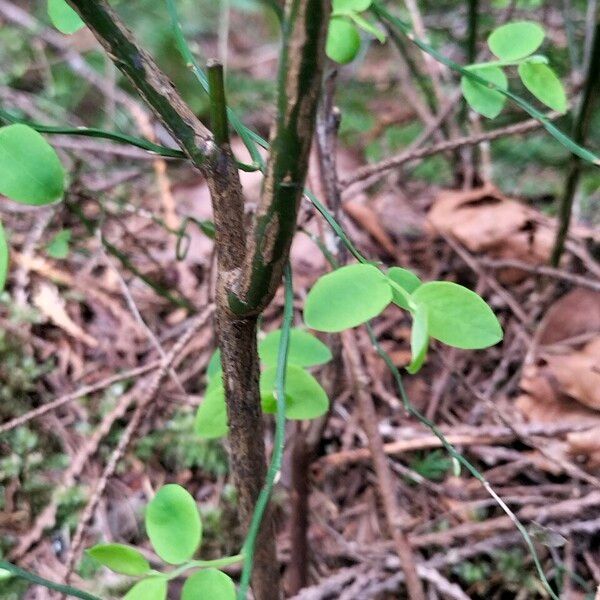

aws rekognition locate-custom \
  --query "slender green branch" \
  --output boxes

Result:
[372,2,600,166]
[229,0,330,316]
[0,108,186,158]
[165,554,245,581]
[467,0,478,64]
[550,18,600,266]
[164,0,266,170]
[0,560,101,600]
[0,107,258,171]
[67,0,214,168]
[238,262,293,599]
[207,60,230,147]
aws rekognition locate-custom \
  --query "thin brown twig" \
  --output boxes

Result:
[341,329,426,600]
[341,115,556,189]
[0,361,160,436]
[480,257,600,292]
[317,422,593,468]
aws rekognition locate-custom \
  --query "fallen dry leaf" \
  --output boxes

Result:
[517,288,600,467]
[537,288,600,345]
[344,199,397,256]
[33,282,98,348]
[427,183,555,281]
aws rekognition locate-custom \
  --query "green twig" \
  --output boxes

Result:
[550,18,600,266]
[164,0,266,171]
[207,60,230,147]
[165,554,244,581]
[238,262,293,600]
[0,560,101,600]
[0,107,186,159]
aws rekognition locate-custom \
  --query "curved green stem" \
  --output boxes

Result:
[0,107,186,159]
[465,55,548,70]
[237,263,293,599]
[0,560,102,600]
[165,554,245,581]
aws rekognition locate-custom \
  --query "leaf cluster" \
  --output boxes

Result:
[87,484,237,599]
[461,21,567,118]
[304,264,503,373]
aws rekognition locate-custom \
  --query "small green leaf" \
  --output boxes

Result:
[332,0,372,12]
[461,66,508,118]
[124,577,167,600]
[181,569,236,600]
[488,21,545,61]
[259,328,332,368]
[387,267,422,310]
[0,221,8,292]
[207,349,222,380]
[0,124,65,205]
[261,365,329,420]
[347,12,386,43]
[518,62,567,113]
[412,281,503,349]
[145,484,202,565]
[195,383,228,439]
[47,0,85,34]
[304,264,392,332]
[326,17,361,64]
[46,229,71,259]
[407,305,428,374]
[87,544,150,576]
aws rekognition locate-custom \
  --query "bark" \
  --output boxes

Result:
[66,2,329,597]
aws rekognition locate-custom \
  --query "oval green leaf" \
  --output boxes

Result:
[488,21,545,61]
[46,229,72,259]
[181,569,236,600]
[518,62,567,113]
[87,544,150,576]
[332,0,372,12]
[259,328,332,368]
[145,484,202,565]
[407,304,429,374]
[387,267,422,310]
[0,124,64,205]
[326,17,361,64]
[195,383,228,439]
[412,281,503,349]
[124,577,167,600]
[207,349,222,380]
[261,365,329,420]
[304,264,392,332]
[348,12,386,43]
[47,0,85,34]
[461,66,508,119]
[0,221,8,292]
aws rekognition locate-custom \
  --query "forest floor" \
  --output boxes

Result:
[1,2,600,599]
